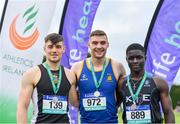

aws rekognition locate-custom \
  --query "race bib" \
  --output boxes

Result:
[82,92,106,111]
[126,105,151,123]
[42,95,67,114]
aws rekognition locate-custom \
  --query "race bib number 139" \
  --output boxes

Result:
[42,95,67,114]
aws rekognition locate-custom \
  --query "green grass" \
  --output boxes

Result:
[176,112,180,123]
[118,112,180,123]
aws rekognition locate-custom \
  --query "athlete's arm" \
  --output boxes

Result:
[65,67,79,108]
[111,59,126,106]
[118,62,126,89]
[154,77,175,123]
[117,71,126,106]
[69,61,83,108]
[17,66,40,123]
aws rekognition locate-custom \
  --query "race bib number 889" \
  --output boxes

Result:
[126,105,151,123]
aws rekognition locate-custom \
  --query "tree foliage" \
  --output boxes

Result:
[170,85,180,109]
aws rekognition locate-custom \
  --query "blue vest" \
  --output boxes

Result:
[78,59,118,123]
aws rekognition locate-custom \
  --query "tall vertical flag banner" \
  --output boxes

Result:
[59,0,101,123]
[145,0,180,87]
[60,0,101,68]
[0,0,57,122]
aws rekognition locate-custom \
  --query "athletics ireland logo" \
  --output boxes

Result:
[9,5,39,50]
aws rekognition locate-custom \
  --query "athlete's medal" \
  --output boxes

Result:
[127,72,147,111]
[90,58,107,97]
[52,96,58,102]
[94,90,100,97]
[130,103,137,111]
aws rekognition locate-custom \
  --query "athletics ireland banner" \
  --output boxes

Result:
[60,0,101,68]
[145,0,180,87]
[0,0,57,122]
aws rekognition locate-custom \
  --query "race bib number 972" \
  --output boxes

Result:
[83,97,106,111]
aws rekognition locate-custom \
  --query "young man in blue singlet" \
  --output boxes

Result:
[119,43,175,123]
[69,30,126,123]
[17,33,76,123]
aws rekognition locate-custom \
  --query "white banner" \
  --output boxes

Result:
[0,0,57,122]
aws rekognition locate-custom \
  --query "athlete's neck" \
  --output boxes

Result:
[91,57,106,67]
[45,61,60,70]
[90,57,106,72]
[130,70,145,81]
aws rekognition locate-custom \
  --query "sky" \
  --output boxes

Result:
[0,0,179,85]
[91,0,180,85]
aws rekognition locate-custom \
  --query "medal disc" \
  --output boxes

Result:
[52,96,58,102]
[94,91,100,97]
[130,103,137,111]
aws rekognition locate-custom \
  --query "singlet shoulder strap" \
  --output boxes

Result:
[33,64,45,88]
[77,60,85,81]
[108,58,111,65]
[38,64,45,72]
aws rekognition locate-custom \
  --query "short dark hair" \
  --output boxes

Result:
[90,30,107,38]
[126,43,145,55]
[45,33,63,44]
